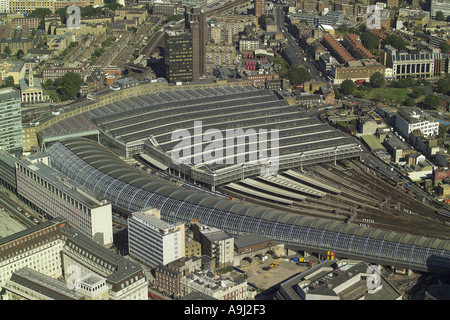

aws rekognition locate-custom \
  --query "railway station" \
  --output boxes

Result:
[43,138,450,274]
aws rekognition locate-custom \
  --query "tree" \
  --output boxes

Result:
[340,79,356,95]
[60,72,83,101]
[423,94,440,110]
[370,72,385,88]
[410,87,425,98]
[438,78,450,94]
[105,2,123,10]
[28,8,52,19]
[440,41,450,53]
[258,14,267,29]
[384,34,408,51]
[283,65,311,84]
[3,45,11,54]
[360,32,380,51]
[403,97,416,106]
[1,76,15,88]
[16,49,24,59]
[166,15,182,22]
[374,93,384,102]
[436,10,446,21]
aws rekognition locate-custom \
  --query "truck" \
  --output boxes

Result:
[269,261,279,268]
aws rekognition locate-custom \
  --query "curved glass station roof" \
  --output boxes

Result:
[47,139,450,271]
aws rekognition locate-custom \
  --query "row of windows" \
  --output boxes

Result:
[17,163,92,216]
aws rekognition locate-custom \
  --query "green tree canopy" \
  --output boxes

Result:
[436,10,446,21]
[258,14,267,29]
[360,32,380,51]
[384,34,408,51]
[440,41,450,53]
[1,76,15,88]
[369,72,385,88]
[423,94,440,110]
[284,65,311,84]
[28,8,52,19]
[403,97,416,106]
[340,79,357,95]
[60,72,83,101]
[438,78,450,94]
[410,87,426,98]
[166,14,182,22]
[3,45,11,54]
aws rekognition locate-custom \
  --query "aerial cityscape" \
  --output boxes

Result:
[1,0,450,302]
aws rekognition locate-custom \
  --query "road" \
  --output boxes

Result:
[0,191,36,228]
[275,5,327,83]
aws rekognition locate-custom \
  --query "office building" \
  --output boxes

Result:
[395,109,439,139]
[3,267,85,300]
[0,217,68,291]
[384,45,441,79]
[128,207,185,268]
[15,154,113,247]
[165,31,194,82]
[0,87,22,157]
[255,0,266,18]
[276,260,402,300]
[73,273,109,300]
[184,6,206,79]
[61,228,148,300]
[330,60,385,84]
[0,151,17,193]
[431,0,450,20]
[191,222,234,268]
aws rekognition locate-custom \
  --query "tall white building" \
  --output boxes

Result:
[128,207,185,268]
[0,87,22,157]
[15,154,113,247]
[396,109,440,139]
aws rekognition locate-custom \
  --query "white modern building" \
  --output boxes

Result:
[395,109,439,139]
[128,207,185,268]
[0,87,22,157]
[15,154,113,247]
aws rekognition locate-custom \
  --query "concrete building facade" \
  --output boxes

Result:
[128,207,185,268]
[0,87,22,157]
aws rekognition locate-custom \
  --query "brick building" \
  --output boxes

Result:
[11,17,40,29]
[322,34,355,64]
[42,62,88,81]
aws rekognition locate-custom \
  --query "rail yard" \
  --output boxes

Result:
[219,159,450,241]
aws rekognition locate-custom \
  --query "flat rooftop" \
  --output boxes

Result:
[18,158,107,209]
[278,260,402,300]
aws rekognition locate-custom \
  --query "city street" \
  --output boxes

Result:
[275,5,327,83]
